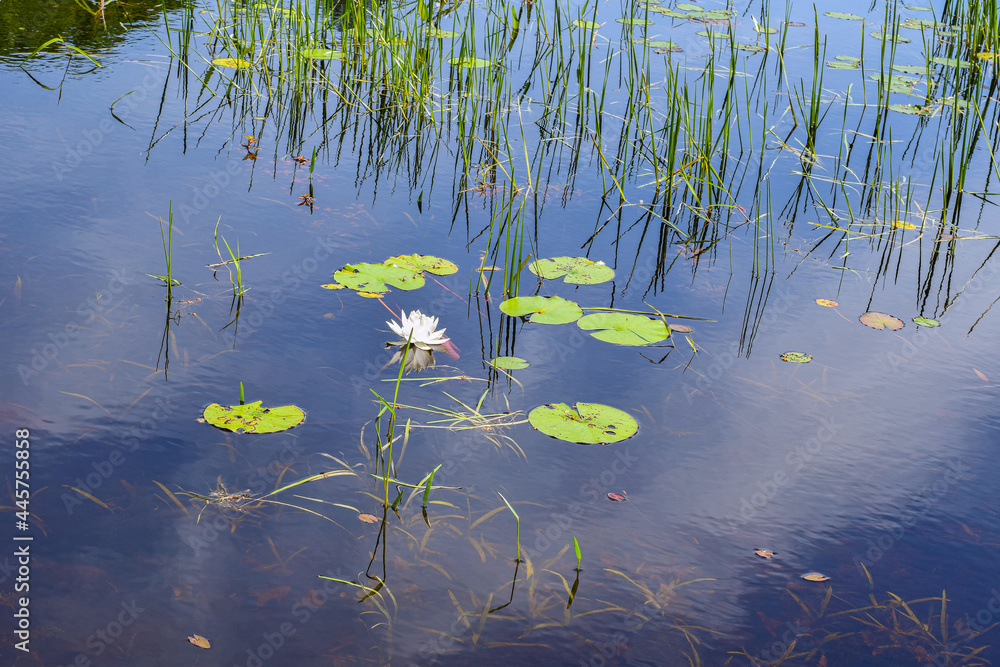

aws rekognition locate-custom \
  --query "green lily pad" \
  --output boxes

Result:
[901,18,942,29]
[755,25,779,34]
[697,30,730,38]
[646,40,682,50]
[675,2,702,10]
[617,17,653,25]
[498,296,583,324]
[825,11,863,20]
[449,56,493,68]
[703,9,734,18]
[735,43,767,53]
[827,60,860,69]
[930,56,971,68]
[528,402,638,444]
[836,55,862,62]
[203,400,305,434]
[905,6,932,10]
[871,32,911,43]
[888,103,936,115]
[892,64,928,74]
[780,351,813,363]
[332,262,425,294]
[577,313,671,345]
[937,96,969,109]
[383,254,458,275]
[912,316,940,327]
[649,8,690,17]
[491,356,530,369]
[300,48,344,60]
[212,58,252,68]
[573,20,601,29]
[529,257,615,284]
[425,28,459,38]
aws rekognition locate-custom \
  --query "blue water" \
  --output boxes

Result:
[2,0,1000,665]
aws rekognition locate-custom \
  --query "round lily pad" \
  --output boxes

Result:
[498,296,583,324]
[860,311,905,331]
[676,2,702,9]
[816,299,839,307]
[828,60,860,69]
[203,401,305,434]
[912,316,940,327]
[735,43,767,53]
[697,30,730,39]
[300,48,344,60]
[825,11,863,20]
[889,104,936,116]
[871,32,911,43]
[529,257,615,284]
[383,254,458,275]
[646,40,682,51]
[425,28,459,38]
[780,351,813,363]
[931,56,970,68]
[491,356,530,369]
[617,17,653,25]
[450,56,493,68]
[529,402,638,444]
[577,313,671,345]
[333,262,425,294]
[572,20,600,29]
[212,58,251,68]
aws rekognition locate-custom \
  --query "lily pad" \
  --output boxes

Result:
[425,28,459,38]
[383,254,458,275]
[203,400,305,434]
[617,17,653,25]
[816,298,839,307]
[802,572,831,582]
[572,20,601,29]
[675,2,702,9]
[889,103,936,115]
[825,11,863,20]
[892,64,927,74]
[912,316,940,327]
[333,262,425,294]
[212,58,251,69]
[529,402,638,444]
[697,30,730,39]
[780,351,812,363]
[827,60,860,69]
[577,313,671,345]
[931,56,971,68]
[891,219,918,230]
[491,356,530,369]
[529,257,615,284]
[498,296,583,324]
[860,311,905,331]
[449,56,493,68]
[735,43,767,53]
[300,48,344,60]
[646,40,682,51]
[871,32,911,43]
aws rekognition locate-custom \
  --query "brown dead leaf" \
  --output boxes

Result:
[801,572,830,582]
[188,634,211,649]
[358,513,380,523]
[252,585,291,606]
[974,368,989,382]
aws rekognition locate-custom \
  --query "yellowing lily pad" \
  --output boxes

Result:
[383,254,458,275]
[891,220,918,230]
[529,402,638,444]
[212,58,251,68]
[491,356,530,369]
[188,634,211,649]
[300,48,344,60]
[577,313,670,345]
[529,257,615,284]
[860,311,905,331]
[203,401,305,434]
[332,262,425,294]
[912,316,940,327]
[498,296,583,324]
[801,572,831,582]
[816,298,839,307]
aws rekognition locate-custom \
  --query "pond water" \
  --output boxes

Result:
[2,0,1000,664]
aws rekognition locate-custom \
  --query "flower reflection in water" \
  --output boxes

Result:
[385,309,457,373]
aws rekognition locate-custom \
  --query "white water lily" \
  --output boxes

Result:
[386,310,450,351]
[385,310,451,373]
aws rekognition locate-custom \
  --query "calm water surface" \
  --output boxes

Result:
[2,0,1000,665]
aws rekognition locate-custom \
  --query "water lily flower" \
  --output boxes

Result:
[385,310,455,373]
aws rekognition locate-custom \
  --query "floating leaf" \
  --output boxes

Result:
[647,40,683,51]
[203,401,305,434]
[449,56,493,68]
[827,60,860,69]
[780,351,812,363]
[332,262,425,294]
[860,312,905,331]
[425,28,459,38]
[358,513,380,523]
[573,19,601,29]
[607,492,627,501]
[816,298,839,307]
[871,32,911,43]
[936,96,969,109]
[802,572,830,582]
[321,283,346,290]
[974,368,989,382]
[617,17,653,25]
[675,2,702,9]
[529,257,615,284]
[529,402,639,444]
[697,30,730,38]
[905,5,932,10]
[891,220,918,230]
[212,57,251,68]
[931,56,970,68]
[889,103,936,116]
[491,356,530,369]
[498,296,583,324]
[975,52,999,61]
[735,43,767,53]
[383,254,458,275]
[754,549,777,559]
[577,313,671,346]
[912,316,940,327]
[669,323,692,333]
[755,25,779,34]
[188,634,211,649]
[300,48,344,60]
[649,8,690,17]
[892,64,927,74]
[825,11,863,20]
[836,55,862,63]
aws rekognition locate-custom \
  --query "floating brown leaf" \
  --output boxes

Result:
[358,513,380,523]
[607,492,627,502]
[754,549,777,559]
[860,311,904,331]
[669,324,692,333]
[801,572,830,582]
[815,298,838,307]
[974,368,989,382]
[188,634,211,649]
